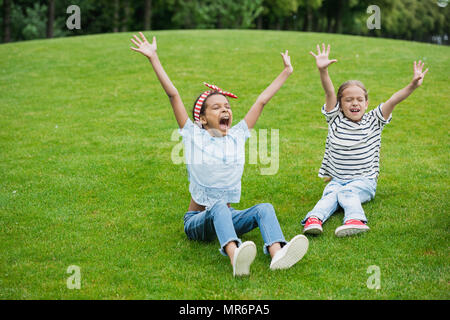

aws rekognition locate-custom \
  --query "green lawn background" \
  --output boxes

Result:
[0,30,449,299]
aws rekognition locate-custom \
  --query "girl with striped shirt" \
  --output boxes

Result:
[302,44,428,237]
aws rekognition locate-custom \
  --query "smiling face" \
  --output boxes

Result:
[199,94,232,137]
[339,85,369,122]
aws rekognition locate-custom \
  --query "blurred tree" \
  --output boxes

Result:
[261,0,299,30]
[2,0,11,42]
[46,0,54,38]
[121,0,131,32]
[0,0,447,44]
[170,0,263,29]
[380,0,448,42]
[299,0,322,32]
[352,0,448,43]
[113,0,119,32]
[213,0,263,29]
[20,2,47,40]
[144,0,152,30]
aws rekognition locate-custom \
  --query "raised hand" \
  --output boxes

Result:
[309,43,337,70]
[129,32,187,128]
[244,51,293,130]
[130,32,157,59]
[381,60,429,121]
[411,60,429,88]
[281,50,293,74]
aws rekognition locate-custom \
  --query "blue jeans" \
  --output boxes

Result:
[184,200,287,256]
[301,178,377,225]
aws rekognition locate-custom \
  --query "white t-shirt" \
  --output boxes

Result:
[319,103,391,180]
[179,118,251,209]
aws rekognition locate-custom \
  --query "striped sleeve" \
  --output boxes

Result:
[370,103,392,127]
[321,103,340,123]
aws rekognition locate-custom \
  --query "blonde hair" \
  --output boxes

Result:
[337,80,368,105]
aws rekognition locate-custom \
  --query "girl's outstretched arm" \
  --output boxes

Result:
[309,43,338,111]
[244,50,293,130]
[130,32,188,128]
[381,60,429,120]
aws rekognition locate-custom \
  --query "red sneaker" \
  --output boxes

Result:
[303,217,323,235]
[335,219,369,237]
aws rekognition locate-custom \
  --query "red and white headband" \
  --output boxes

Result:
[193,82,238,125]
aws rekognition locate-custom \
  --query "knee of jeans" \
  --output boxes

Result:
[323,190,331,197]
[256,203,276,218]
[337,187,354,196]
[209,200,230,217]
[323,189,337,198]
[336,188,357,202]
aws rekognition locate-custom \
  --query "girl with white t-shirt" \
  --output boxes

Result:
[130,32,308,276]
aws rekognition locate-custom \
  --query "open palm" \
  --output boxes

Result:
[309,43,337,70]
[281,50,293,73]
[130,32,157,59]
[412,60,429,88]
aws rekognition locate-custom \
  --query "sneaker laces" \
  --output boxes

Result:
[306,217,322,225]
[345,219,365,226]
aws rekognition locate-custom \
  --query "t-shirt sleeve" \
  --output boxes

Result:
[321,102,340,123]
[229,119,251,141]
[370,103,392,127]
[178,117,194,138]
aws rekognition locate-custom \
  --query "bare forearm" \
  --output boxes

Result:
[148,53,179,98]
[389,83,416,105]
[309,43,338,110]
[256,68,292,105]
[148,53,188,127]
[382,82,416,120]
[130,33,188,127]
[319,68,337,110]
[381,60,428,120]
[245,68,292,129]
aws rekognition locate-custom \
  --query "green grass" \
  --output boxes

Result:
[0,30,449,299]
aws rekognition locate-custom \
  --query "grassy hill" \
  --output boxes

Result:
[0,30,448,299]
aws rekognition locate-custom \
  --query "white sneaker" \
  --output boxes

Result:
[233,241,257,277]
[270,235,309,270]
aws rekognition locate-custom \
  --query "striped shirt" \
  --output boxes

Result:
[318,103,391,180]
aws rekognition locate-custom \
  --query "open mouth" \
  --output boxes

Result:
[219,115,230,130]
[350,108,360,113]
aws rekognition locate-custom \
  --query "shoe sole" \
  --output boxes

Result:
[270,235,309,270]
[233,241,257,277]
[303,225,323,235]
[335,225,370,237]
